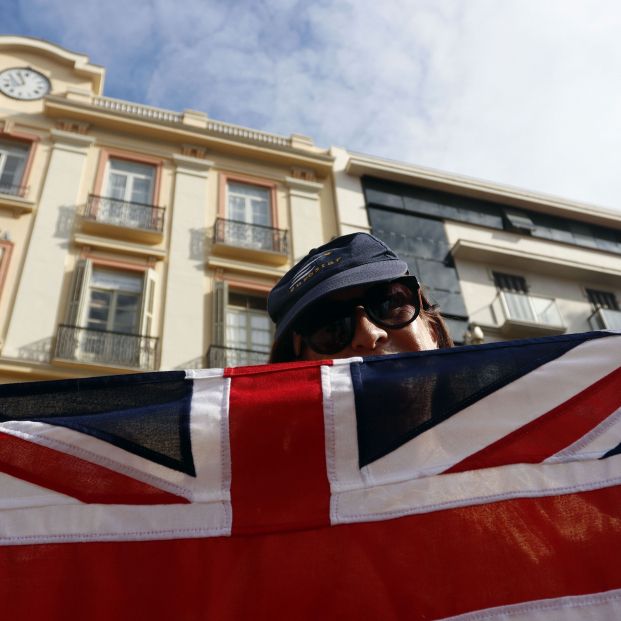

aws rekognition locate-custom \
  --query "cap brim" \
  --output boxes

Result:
[273,259,408,345]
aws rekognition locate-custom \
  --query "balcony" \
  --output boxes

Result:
[79,195,165,243]
[212,218,289,265]
[54,325,158,370]
[0,183,28,198]
[492,291,566,337]
[589,307,621,331]
[207,344,269,368]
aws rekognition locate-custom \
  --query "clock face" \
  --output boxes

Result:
[0,67,51,101]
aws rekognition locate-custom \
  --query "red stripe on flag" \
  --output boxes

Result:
[446,365,621,474]
[1,485,620,620]
[227,364,330,534]
[0,431,188,504]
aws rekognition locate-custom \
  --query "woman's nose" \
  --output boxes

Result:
[350,307,389,352]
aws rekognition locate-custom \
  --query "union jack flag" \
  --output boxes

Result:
[0,331,620,619]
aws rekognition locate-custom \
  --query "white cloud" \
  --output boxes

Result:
[13,0,621,209]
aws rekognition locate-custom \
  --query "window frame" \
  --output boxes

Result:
[0,128,38,198]
[93,148,163,208]
[218,172,278,228]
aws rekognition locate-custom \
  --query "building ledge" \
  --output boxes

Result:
[74,232,167,260]
[0,193,35,215]
[78,218,164,245]
[451,238,621,285]
[211,240,289,266]
[207,254,288,278]
[347,153,621,231]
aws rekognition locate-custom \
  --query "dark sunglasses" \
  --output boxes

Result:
[294,276,421,355]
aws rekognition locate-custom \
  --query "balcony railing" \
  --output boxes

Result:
[213,218,288,255]
[0,183,28,198]
[500,291,564,326]
[589,307,621,331]
[491,291,565,337]
[207,344,269,368]
[83,195,165,232]
[55,325,158,370]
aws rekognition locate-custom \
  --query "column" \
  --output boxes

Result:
[285,176,324,262]
[159,154,213,369]
[3,129,94,361]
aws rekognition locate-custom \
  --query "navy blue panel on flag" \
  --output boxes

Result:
[352,332,612,468]
[0,371,196,476]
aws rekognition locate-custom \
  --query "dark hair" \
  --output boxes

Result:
[269,289,453,363]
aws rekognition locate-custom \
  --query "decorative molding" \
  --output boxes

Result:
[285,175,323,195]
[74,232,167,260]
[54,119,91,135]
[207,255,288,279]
[180,144,209,159]
[172,153,214,178]
[290,167,317,183]
[50,128,95,150]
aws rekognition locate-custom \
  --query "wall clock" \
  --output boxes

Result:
[0,67,51,101]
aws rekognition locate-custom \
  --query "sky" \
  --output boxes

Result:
[4,0,621,211]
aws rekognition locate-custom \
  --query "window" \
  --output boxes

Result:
[493,272,528,293]
[55,260,158,369]
[93,158,157,230]
[105,158,155,205]
[0,139,29,196]
[85,269,144,335]
[502,208,536,234]
[225,292,272,354]
[210,281,272,367]
[228,181,271,227]
[587,288,621,331]
[223,181,276,251]
[493,271,563,328]
[586,288,619,311]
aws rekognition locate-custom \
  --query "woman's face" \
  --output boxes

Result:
[294,284,438,361]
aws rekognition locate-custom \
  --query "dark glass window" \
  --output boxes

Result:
[586,289,619,311]
[493,272,528,293]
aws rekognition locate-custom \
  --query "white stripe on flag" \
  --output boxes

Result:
[545,405,621,463]
[442,588,621,620]
[357,336,621,486]
[0,373,232,505]
[331,453,621,524]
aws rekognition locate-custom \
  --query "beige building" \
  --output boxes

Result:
[0,36,337,382]
[333,149,621,344]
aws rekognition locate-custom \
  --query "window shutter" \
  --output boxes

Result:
[212,280,228,346]
[140,268,158,336]
[66,259,91,326]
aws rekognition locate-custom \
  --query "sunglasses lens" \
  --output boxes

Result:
[296,278,420,356]
[306,316,353,355]
[368,282,418,328]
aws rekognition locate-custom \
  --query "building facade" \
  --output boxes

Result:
[334,150,621,344]
[0,37,337,382]
[2,36,620,384]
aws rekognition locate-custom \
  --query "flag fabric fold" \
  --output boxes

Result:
[0,331,620,620]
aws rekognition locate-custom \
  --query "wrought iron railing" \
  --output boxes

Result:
[207,345,269,368]
[0,183,28,198]
[55,325,158,370]
[83,195,165,232]
[589,307,621,331]
[213,218,288,254]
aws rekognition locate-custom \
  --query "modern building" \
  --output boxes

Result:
[333,148,621,344]
[0,36,337,382]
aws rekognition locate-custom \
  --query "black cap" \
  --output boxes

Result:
[268,232,408,345]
